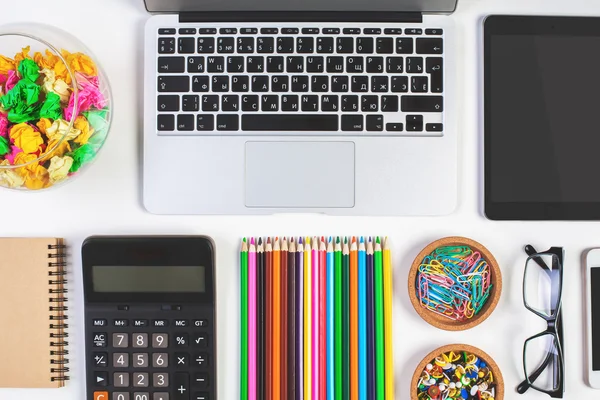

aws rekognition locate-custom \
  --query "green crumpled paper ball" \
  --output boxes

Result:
[39,92,62,120]
[18,59,40,83]
[69,143,96,173]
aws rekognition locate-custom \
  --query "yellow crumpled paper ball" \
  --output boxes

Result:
[14,152,49,190]
[45,119,81,142]
[0,55,16,76]
[41,68,71,103]
[73,115,94,145]
[0,160,25,188]
[58,50,98,84]
[13,46,32,64]
[9,123,44,154]
[47,155,73,184]
[34,50,60,70]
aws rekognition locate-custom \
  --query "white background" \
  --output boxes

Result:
[0,0,599,399]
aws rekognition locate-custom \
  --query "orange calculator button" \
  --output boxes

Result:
[94,392,109,400]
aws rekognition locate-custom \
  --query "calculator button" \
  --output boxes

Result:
[174,319,189,327]
[113,353,129,367]
[94,371,108,386]
[192,333,208,348]
[174,373,190,399]
[113,393,130,400]
[194,373,209,388]
[193,353,208,368]
[93,333,107,347]
[153,353,169,367]
[133,319,148,327]
[93,352,108,367]
[193,393,209,400]
[153,319,169,328]
[175,333,189,347]
[175,352,190,368]
[193,319,208,328]
[133,372,149,387]
[92,319,107,327]
[153,333,169,348]
[153,372,169,387]
[114,372,130,387]
[113,333,129,348]
[94,392,109,400]
[113,319,129,327]
[133,333,149,348]
[133,353,149,367]
[154,394,169,400]
[133,393,150,400]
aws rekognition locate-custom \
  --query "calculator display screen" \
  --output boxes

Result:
[92,266,206,293]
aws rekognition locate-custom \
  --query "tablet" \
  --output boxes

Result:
[484,15,600,220]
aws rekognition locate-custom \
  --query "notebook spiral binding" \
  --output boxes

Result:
[48,241,69,383]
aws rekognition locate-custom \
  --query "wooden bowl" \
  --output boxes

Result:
[408,236,502,331]
[411,344,504,400]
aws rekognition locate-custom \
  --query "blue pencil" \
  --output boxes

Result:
[366,238,376,400]
[358,238,367,400]
[327,238,335,400]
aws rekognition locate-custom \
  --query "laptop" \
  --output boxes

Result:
[143,0,458,215]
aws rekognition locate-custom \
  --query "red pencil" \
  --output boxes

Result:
[266,238,273,400]
[281,238,289,400]
[319,238,327,400]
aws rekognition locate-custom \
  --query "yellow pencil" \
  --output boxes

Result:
[304,237,312,400]
[383,238,394,400]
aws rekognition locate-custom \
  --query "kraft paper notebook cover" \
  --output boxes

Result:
[0,238,68,388]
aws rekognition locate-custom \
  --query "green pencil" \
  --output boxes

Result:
[342,238,350,400]
[374,238,384,400]
[334,237,343,400]
[241,239,249,400]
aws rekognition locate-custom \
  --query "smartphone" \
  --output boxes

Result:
[585,248,600,388]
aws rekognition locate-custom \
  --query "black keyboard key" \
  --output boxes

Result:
[178,37,195,54]
[376,38,393,54]
[356,37,374,54]
[361,95,378,112]
[416,38,443,54]
[366,115,384,131]
[179,28,196,35]
[222,94,239,111]
[317,37,335,53]
[93,352,108,367]
[351,76,368,92]
[301,95,319,111]
[212,76,229,92]
[386,122,404,131]
[406,57,423,73]
[257,37,275,53]
[291,76,309,92]
[342,95,359,112]
[182,95,199,111]
[177,114,195,131]
[343,28,361,34]
[337,37,354,54]
[202,95,219,111]
[366,56,384,73]
[132,319,147,327]
[207,56,225,73]
[261,28,278,34]
[391,76,408,92]
[327,56,344,73]
[241,28,258,34]
[396,38,413,54]
[158,37,175,54]
[94,371,108,387]
[174,373,190,400]
[187,56,205,73]
[217,37,235,53]
[311,76,329,92]
[199,28,217,34]
[271,75,289,92]
[194,373,209,389]
[277,37,295,53]
[405,28,423,35]
[232,76,249,92]
[323,28,340,34]
[242,114,338,131]
[227,56,245,73]
[197,37,215,53]
[159,28,176,35]
[331,76,349,92]
[407,115,423,131]
[267,56,284,72]
[297,37,314,53]
[192,76,210,92]
[252,76,269,92]
[287,56,304,72]
[364,28,382,35]
[401,96,443,112]
[216,114,239,131]
[242,95,260,111]
[157,114,174,131]
[346,56,364,73]
[387,57,403,73]
[158,76,189,92]
[306,56,324,73]
[302,28,320,34]
[411,76,428,93]
[282,28,299,34]
[158,56,185,73]
[426,57,443,93]
[321,95,339,112]
[158,95,179,111]
[371,76,389,92]
[426,28,443,35]
[426,123,443,132]
[342,115,364,131]
[261,95,279,111]
[384,28,402,35]
[282,95,300,111]
[247,56,265,72]
[220,28,237,34]
[381,95,399,112]
[237,37,255,53]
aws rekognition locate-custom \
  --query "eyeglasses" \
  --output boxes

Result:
[517,245,565,398]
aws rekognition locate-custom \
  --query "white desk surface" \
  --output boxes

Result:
[1,0,600,398]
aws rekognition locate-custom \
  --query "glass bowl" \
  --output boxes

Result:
[0,23,112,190]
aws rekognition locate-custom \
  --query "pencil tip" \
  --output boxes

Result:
[360,236,364,243]
[344,237,348,244]
[290,237,294,243]
[336,236,340,244]
[376,237,380,244]
[267,237,271,244]
[352,236,356,243]
[250,237,255,245]
[298,237,303,244]
[258,237,263,245]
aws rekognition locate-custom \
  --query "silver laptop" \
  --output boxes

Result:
[143,0,458,215]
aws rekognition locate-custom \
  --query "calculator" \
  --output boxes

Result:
[82,236,216,400]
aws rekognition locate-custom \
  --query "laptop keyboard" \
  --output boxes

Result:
[155,25,444,136]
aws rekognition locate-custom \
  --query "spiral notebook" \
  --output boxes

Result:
[0,238,69,388]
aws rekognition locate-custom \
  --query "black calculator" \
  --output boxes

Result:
[82,236,216,400]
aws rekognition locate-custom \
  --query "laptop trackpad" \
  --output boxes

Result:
[245,141,355,208]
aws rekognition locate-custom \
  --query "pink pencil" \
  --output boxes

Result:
[249,238,257,400]
[312,237,319,400]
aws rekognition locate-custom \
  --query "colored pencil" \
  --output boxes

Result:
[266,238,273,400]
[374,238,384,400]
[334,237,342,400]
[304,238,312,400]
[258,239,265,400]
[319,238,327,400]
[273,239,282,400]
[249,239,257,400]
[358,238,367,400]
[312,237,319,400]
[342,238,350,400]
[296,239,304,400]
[326,238,335,400]
[288,238,297,400]
[350,237,358,400]
[366,238,375,400]
[241,239,249,400]
[383,238,394,400]
[281,238,289,400]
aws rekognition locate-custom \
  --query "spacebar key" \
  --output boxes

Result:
[242,115,338,131]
